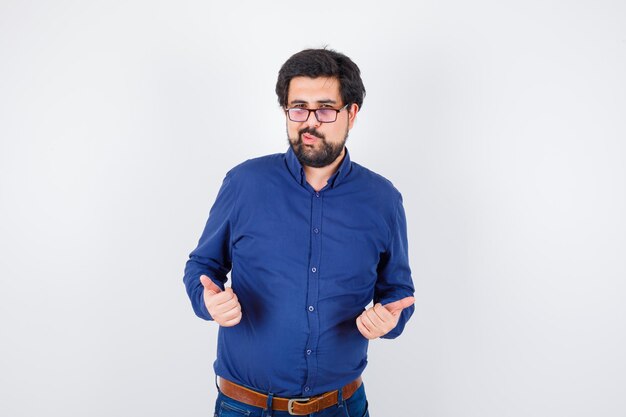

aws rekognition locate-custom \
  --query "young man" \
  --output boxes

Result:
[184,48,415,417]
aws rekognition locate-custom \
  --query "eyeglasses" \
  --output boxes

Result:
[285,104,349,123]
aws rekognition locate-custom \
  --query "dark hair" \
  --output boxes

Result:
[275,48,366,110]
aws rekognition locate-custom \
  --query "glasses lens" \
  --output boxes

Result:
[316,109,336,122]
[288,108,309,122]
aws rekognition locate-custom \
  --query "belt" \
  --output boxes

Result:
[218,376,363,416]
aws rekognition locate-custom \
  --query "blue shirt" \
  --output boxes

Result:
[183,147,415,397]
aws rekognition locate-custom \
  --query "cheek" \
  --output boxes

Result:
[325,126,344,141]
[287,123,300,138]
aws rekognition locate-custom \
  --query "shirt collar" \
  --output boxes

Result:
[328,147,352,188]
[284,146,353,189]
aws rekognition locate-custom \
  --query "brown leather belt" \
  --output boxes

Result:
[218,376,363,416]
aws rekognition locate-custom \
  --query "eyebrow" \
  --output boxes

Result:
[289,99,338,106]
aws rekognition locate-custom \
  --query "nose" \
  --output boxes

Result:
[304,110,322,128]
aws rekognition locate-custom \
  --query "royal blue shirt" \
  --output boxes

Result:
[183,147,415,397]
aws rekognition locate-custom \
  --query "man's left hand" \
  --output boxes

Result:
[356,296,415,339]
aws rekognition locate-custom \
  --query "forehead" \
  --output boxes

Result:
[287,76,341,104]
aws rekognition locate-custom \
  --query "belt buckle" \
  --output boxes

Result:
[287,397,310,415]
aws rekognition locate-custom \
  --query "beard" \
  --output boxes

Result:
[288,126,349,168]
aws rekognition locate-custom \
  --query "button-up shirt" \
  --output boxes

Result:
[183,147,415,397]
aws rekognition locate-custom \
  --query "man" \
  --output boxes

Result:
[184,48,415,417]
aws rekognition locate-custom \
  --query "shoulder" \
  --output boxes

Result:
[349,161,403,203]
[225,153,284,181]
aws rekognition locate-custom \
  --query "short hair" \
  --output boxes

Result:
[275,48,366,110]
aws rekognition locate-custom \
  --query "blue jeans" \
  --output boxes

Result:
[213,383,370,417]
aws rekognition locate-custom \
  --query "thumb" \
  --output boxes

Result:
[383,296,415,315]
[200,275,222,294]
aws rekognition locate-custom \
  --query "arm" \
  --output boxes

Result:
[183,170,238,321]
[357,194,416,339]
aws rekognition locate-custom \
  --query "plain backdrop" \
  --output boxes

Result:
[1,1,625,416]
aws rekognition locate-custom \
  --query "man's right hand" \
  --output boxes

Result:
[200,275,242,327]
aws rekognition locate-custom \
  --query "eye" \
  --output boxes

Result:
[318,107,336,114]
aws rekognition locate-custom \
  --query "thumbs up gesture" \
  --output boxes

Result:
[200,275,242,327]
[356,296,415,339]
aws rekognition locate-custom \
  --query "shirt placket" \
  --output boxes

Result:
[303,190,323,395]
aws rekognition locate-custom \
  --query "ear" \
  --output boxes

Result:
[347,103,359,129]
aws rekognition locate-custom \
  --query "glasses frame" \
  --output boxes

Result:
[284,104,350,123]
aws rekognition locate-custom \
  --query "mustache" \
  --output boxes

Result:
[298,127,325,140]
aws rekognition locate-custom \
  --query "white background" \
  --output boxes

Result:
[1,1,625,416]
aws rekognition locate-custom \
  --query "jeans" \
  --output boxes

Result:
[213,383,370,417]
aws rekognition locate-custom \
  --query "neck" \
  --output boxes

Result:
[303,147,346,192]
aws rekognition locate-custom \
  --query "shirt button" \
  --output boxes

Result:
[315,192,320,198]
[306,349,312,355]
[311,267,317,273]
[304,386,310,392]
[308,306,314,312]
[313,228,319,234]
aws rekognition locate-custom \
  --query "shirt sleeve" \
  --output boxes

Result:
[183,170,238,321]
[375,193,415,339]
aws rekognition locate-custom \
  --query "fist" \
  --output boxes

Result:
[200,275,242,327]
[356,296,415,339]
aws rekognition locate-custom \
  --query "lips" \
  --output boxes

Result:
[301,133,319,144]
